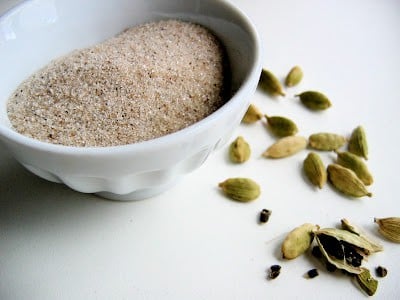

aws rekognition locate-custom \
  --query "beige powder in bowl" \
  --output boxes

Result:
[7,19,228,147]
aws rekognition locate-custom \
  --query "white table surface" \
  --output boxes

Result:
[1,0,400,299]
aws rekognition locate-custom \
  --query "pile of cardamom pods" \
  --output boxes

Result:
[216,66,400,296]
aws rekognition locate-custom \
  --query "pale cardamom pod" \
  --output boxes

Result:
[315,228,382,274]
[303,152,327,188]
[296,91,332,110]
[285,65,303,87]
[327,164,372,198]
[229,136,251,163]
[242,103,263,124]
[262,136,307,158]
[258,68,285,97]
[336,151,373,185]
[309,133,346,151]
[374,217,400,243]
[281,223,319,259]
[348,125,368,160]
[218,178,260,202]
[356,268,378,296]
[265,115,298,137]
[340,219,383,253]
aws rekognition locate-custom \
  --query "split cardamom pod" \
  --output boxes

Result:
[281,223,319,259]
[314,228,382,274]
[348,125,368,160]
[340,219,383,253]
[303,152,327,188]
[356,268,378,296]
[229,136,251,163]
[265,115,298,137]
[218,177,260,202]
[285,65,303,87]
[258,68,285,97]
[374,217,400,243]
[336,151,373,185]
[309,133,346,151]
[327,164,372,198]
[262,136,307,158]
[242,103,263,124]
[296,91,332,110]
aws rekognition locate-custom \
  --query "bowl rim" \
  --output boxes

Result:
[0,0,262,156]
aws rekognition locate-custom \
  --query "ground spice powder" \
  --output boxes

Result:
[7,19,228,147]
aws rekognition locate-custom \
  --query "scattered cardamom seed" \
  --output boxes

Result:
[218,177,260,202]
[303,152,327,188]
[306,268,319,279]
[281,223,319,259]
[374,217,400,243]
[265,115,298,137]
[258,68,285,97]
[296,91,332,110]
[309,133,346,151]
[259,209,272,224]
[285,65,303,87]
[327,164,372,198]
[348,125,369,160]
[375,266,387,278]
[355,268,378,296]
[262,135,307,158]
[242,103,263,124]
[229,136,251,163]
[336,151,373,185]
[268,264,282,279]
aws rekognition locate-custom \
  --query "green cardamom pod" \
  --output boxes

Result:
[281,223,319,259]
[327,164,372,198]
[374,217,400,243]
[285,65,303,87]
[218,177,260,202]
[356,268,378,296]
[348,125,368,160]
[336,151,373,185]
[296,91,332,110]
[229,136,251,163]
[262,136,307,158]
[303,152,327,188]
[341,219,383,253]
[242,103,263,124]
[258,68,285,97]
[309,132,346,151]
[265,115,298,137]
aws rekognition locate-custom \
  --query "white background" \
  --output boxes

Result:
[1,0,400,299]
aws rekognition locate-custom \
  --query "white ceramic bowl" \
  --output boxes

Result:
[0,0,262,200]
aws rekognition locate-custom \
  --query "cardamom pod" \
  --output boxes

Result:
[315,228,382,274]
[258,68,285,97]
[265,115,298,137]
[327,164,372,198]
[218,177,260,202]
[356,268,378,296]
[281,223,319,259]
[229,136,251,163]
[374,217,400,243]
[303,152,327,188]
[296,91,332,110]
[336,151,373,185]
[340,219,383,253]
[242,103,263,124]
[309,133,346,151]
[262,136,307,158]
[348,125,369,160]
[285,65,303,87]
